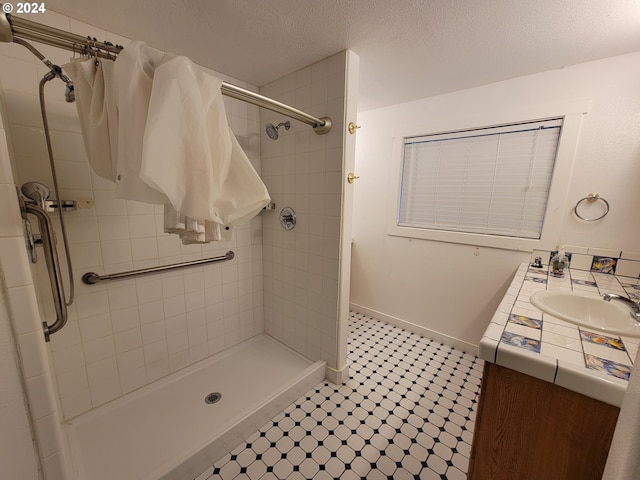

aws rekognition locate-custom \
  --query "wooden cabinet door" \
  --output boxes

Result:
[468,362,619,480]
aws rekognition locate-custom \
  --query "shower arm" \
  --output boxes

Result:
[0,9,332,134]
[21,200,68,342]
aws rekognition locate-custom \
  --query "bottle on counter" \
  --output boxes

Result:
[550,248,569,278]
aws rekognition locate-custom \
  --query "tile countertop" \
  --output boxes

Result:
[479,262,640,408]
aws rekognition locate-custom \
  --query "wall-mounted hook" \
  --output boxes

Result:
[348,122,361,135]
[347,172,360,184]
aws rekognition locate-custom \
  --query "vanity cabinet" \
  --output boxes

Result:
[467,362,619,480]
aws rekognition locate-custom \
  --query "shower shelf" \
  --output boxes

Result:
[82,250,235,284]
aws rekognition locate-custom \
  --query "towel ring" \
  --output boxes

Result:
[574,193,609,221]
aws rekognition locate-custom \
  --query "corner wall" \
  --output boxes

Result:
[260,50,356,381]
[0,110,42,480]
[351,51,640,351]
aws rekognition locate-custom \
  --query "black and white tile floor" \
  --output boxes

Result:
[195,311,483,480]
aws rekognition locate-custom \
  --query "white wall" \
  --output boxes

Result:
[1,69,75,476]
[351,52,640,351]
[260,50,357,382]
[0,115,41,480]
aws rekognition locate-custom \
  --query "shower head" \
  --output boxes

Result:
[265,121,291,140]
[21,182,51,209]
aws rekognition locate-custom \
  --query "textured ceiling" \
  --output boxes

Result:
[44,0,640,111]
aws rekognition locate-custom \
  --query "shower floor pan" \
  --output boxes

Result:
[65,334,325,480]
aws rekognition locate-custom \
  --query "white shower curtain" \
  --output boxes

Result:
[64,41,270,242]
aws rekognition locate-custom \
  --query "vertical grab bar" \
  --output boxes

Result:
[23,202,67,341]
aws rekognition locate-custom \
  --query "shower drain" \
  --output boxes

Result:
[204,392,222,404]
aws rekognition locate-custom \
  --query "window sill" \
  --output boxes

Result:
[387,225,543,252]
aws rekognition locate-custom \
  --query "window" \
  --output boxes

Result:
[398,118,562,240]
[386,99,587,251]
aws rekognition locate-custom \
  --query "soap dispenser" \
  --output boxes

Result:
[550,247,569,278]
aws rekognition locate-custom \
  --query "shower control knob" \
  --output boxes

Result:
[279,207,296,231]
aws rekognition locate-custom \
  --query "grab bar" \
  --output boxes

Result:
[23,202,67,341]
[82,250,235,284]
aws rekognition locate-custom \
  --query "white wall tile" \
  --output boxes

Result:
[163,295,185,318]
[120,367,147,394]
[0,57,38,95]
[83,336,116,365]
[143,340,168,365]
[0,236,34,287]
[89,374,121,407]
[56,367,89,400]
[6,285,42,335]
[25,373,57,419]
[136,279,163,304]
[101,239,132,265]
[568,253,593,271]
[110,306,140,333]
[17,330,49,377]
[138,300,164,325]
[78,313,112,342]
[141,320,166,345]
[128,215,156,238]
[55,160,92,190]
[98,215,130,240]
[12,139,49,190]
[75,291,109,318]
[4,93,43,129]
[33,412,65,458]
[260,52,346,367]
[114,328,143,354]
[93,190,127,216]
[616,259,640,279]
[588,247,621,258]
[131,238,158,261]
[0,184,23,237]
[621,251,640,261]
[52,344,85,374]
[69,242,102,268]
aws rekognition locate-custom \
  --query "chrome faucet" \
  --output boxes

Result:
[602,293,640,321]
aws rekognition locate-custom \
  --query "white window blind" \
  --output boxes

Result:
[398,118,562,239]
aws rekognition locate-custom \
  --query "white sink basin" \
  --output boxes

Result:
[530,291,640,338]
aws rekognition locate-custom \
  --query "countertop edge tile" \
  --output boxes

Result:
[555,360,627,408]
[496,343,557,383]
[478,335,498,364]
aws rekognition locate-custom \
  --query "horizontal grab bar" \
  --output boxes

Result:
[82,250,235,284]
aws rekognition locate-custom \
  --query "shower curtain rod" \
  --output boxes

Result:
[0,10,332,134]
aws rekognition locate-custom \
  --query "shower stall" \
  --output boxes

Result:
[0,10,358,480]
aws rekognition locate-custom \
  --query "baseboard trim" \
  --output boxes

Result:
[325,364,350,385]
[349,303,478,356]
